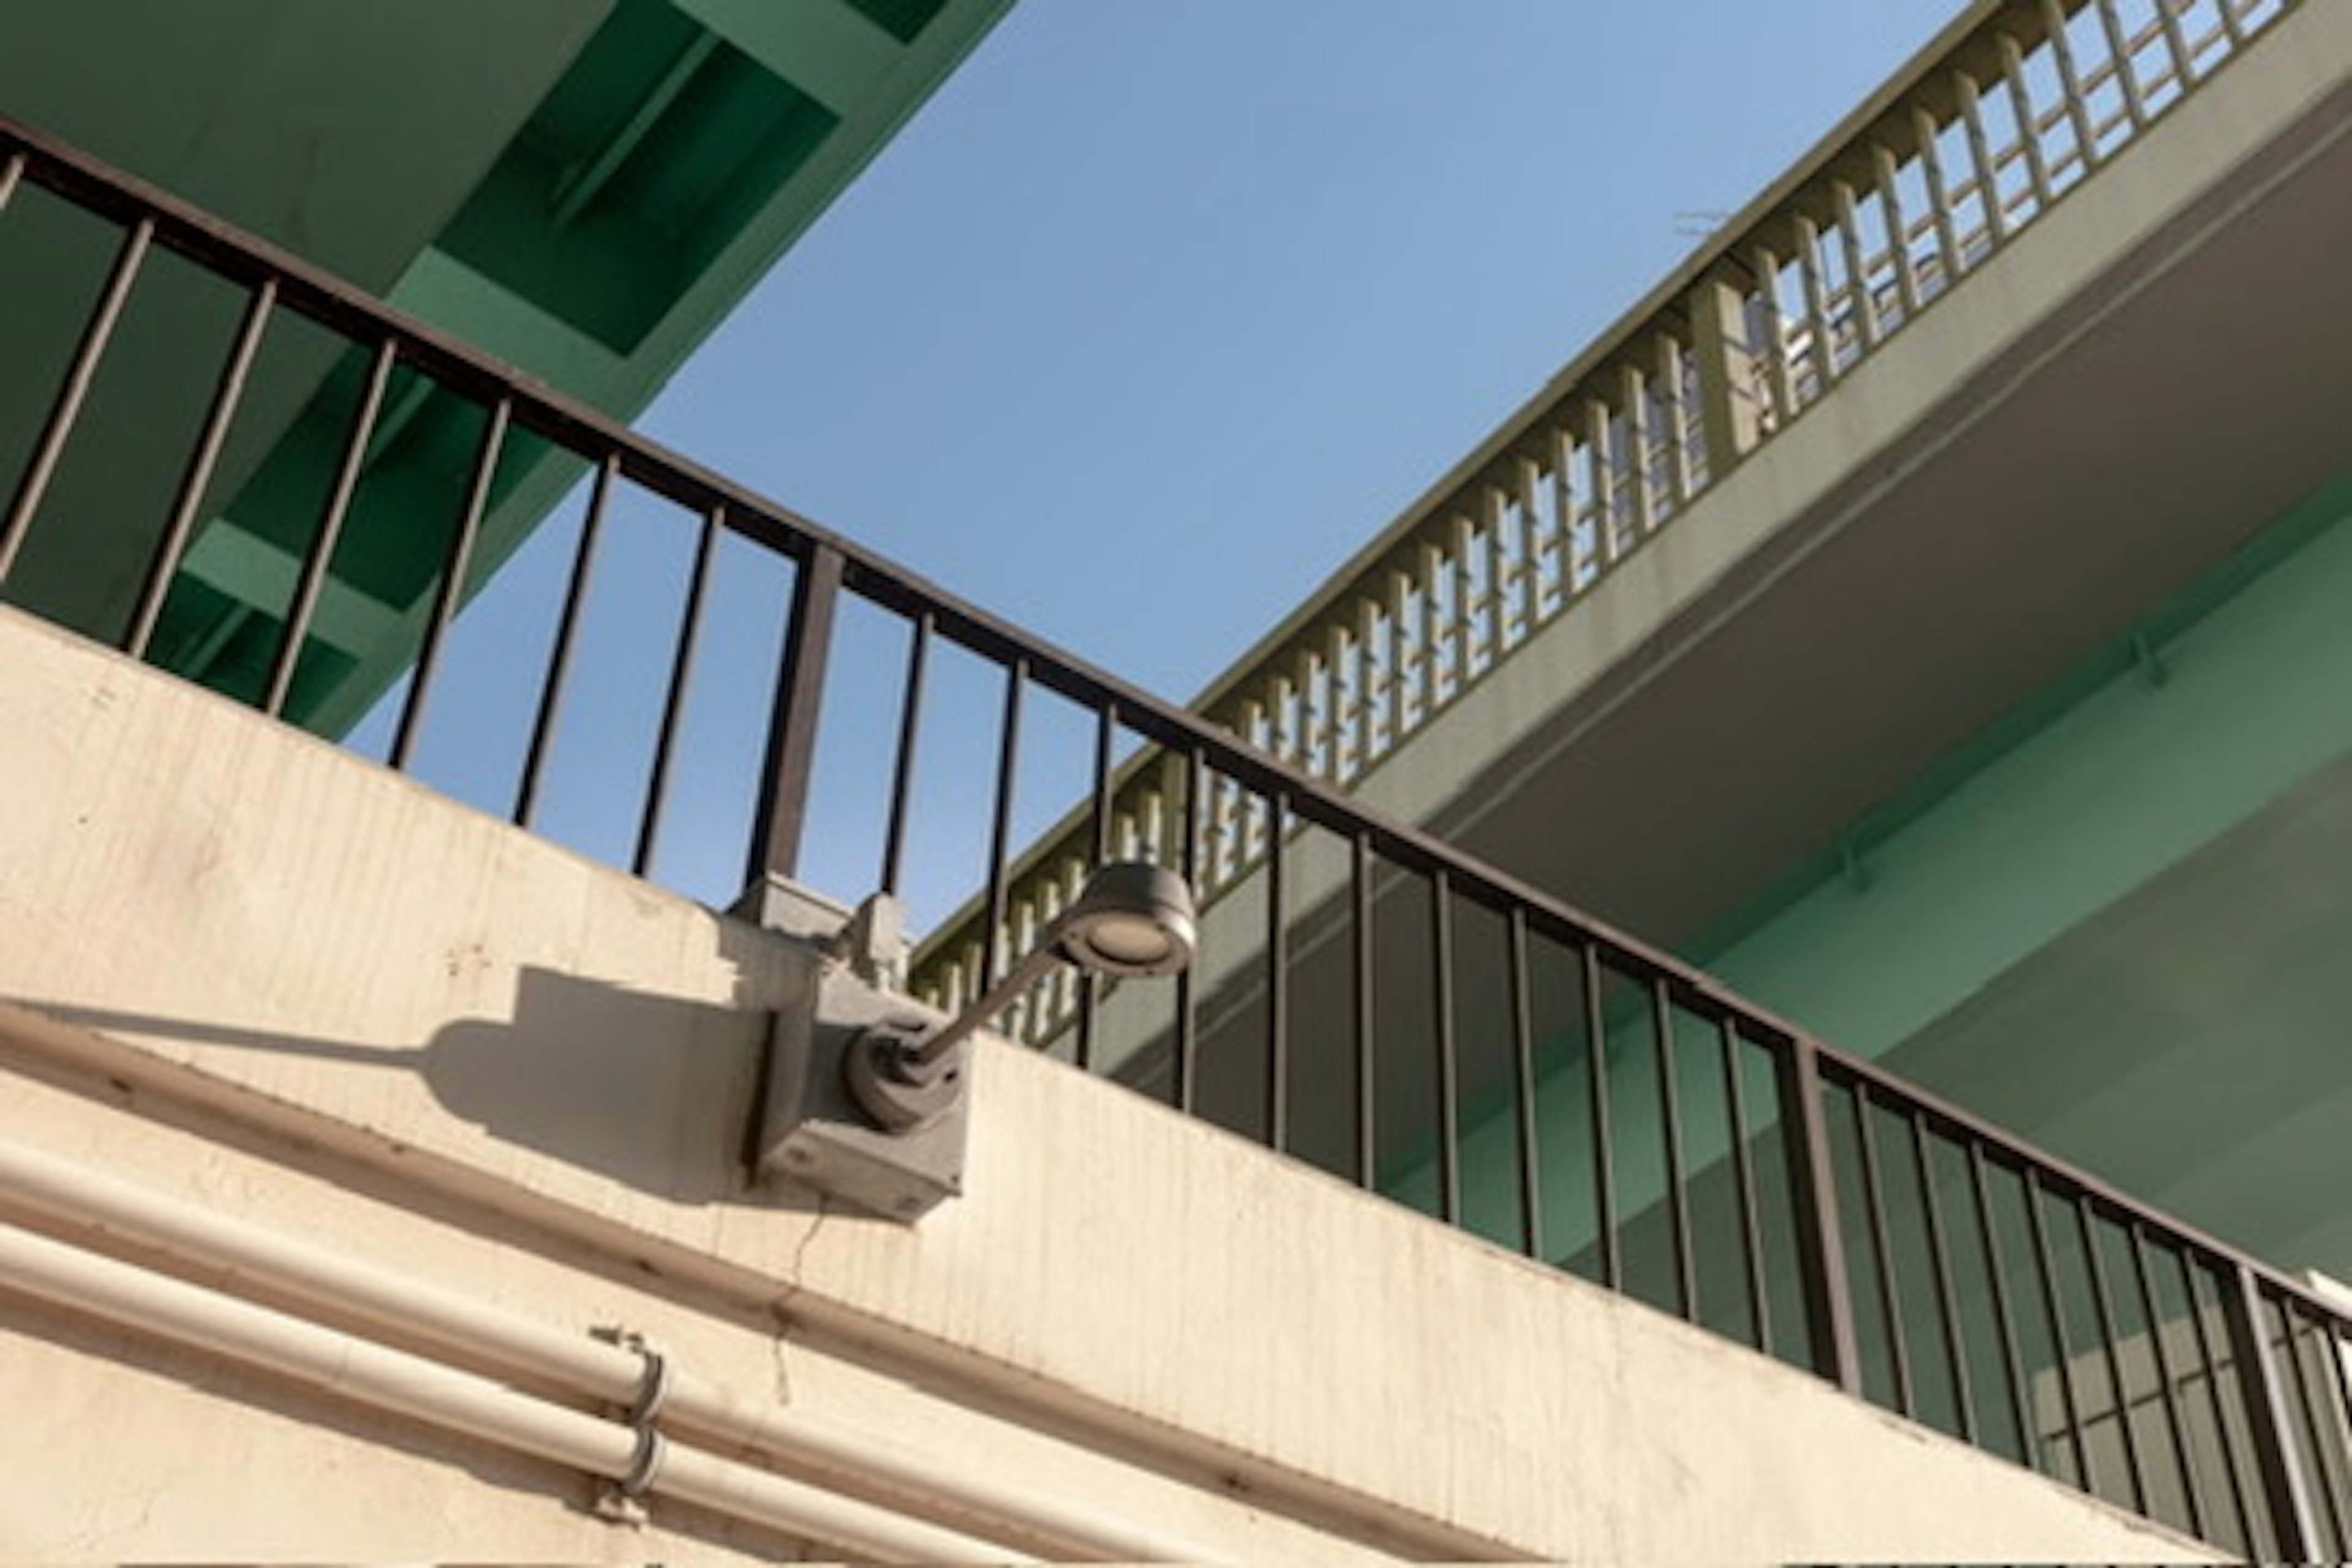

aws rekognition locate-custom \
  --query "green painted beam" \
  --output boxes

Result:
[677,0,907,114]
[0,0,1011,736]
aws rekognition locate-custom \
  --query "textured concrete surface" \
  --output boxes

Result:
[0,606,2218,1562]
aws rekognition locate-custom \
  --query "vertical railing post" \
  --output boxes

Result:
[390,394,507,771]
[0,216,154,586]
[1688,271,1762,479]
[1777,1035,1863,1395]
[128,277,279,659]
[1429,868,1460,1225]
[1174,746,1204,1114]
[745,541,843,890]
[1265,792,1290,1155]
[263,335,398,720]
[1073,702,1115,1071]
[2220,1261,2321,1561]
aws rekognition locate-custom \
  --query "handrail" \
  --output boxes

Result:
[2,88,2346,1558]
[905,0,2305,1031]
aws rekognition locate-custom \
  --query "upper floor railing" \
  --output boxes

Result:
[1,103,2346,1560]
[905,0,2305,1032]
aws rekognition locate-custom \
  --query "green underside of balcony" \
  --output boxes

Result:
[1702,462,2352,1271]
[0,0,1006,734]
[1395,461,2352,1289]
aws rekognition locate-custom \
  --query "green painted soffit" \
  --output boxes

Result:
[299,0,1012,737]
[0,0,1011,735]
[1682,464,2352,978]
[393,0,1010,417]
[1371,463,2352,1283]
[436,2,845,358]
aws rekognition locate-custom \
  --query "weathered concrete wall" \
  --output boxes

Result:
[0,606,2215,1562]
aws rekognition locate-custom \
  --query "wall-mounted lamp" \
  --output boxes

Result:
[755,863,1197,1219]
[843,862,1195,1132]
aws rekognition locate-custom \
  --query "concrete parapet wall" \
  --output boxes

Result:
[0,606,2212,1562]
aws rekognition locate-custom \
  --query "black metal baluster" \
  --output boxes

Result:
[1852,1082,1915,1415]
[520,456,618,830]
[2127,1224,2207,1541]
[878,612,932,898]
[2180,1253,2260,1555]
[1074,702,1115,1072]
[2324,1314,2352,1533]
[2024,1169,2094,1489]
[1719,1017,1770,1353]
[1969,1143,2040,1469]
[389,394,507,771]
[2220,1264,2321,1561]
[1507,908,1543,1260]
[1,216,153,586]
[1265,791,1289,1153]
[745,540,842,888]
[265,336,397,719]
[1173,747,1202,1114]
[1779,1036,1860,1394]
[632,503,722,877]
[1352,830,1376,1191]
[1653,977,1696,1321]
[1582,943,1621,1291]
[981,658,1027,993]
[1430,869,1460,1224]
[2278,1300,2350,1556]
[2079,1197,2152,1515]
[1910,1110,1977,1442]
[127,277,276,659]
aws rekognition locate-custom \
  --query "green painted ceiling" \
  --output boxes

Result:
[0,0,1010,732]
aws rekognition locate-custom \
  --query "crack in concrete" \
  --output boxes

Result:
[766,1196,831,1407]
[788,1194,831,1284]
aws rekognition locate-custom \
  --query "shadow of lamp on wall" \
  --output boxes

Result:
[755,863,1198,1222]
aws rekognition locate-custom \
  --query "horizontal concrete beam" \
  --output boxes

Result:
[0,606,2214,1563]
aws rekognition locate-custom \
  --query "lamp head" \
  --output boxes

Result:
[1054,861,1196,978]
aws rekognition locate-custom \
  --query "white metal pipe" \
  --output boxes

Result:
[0,1134,636,1395]
[0,1134,1219,1563]
[0,1215,1009,1563]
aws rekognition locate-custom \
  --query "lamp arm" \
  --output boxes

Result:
[907,930,1072,1069]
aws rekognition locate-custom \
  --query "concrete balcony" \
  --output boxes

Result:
[0,604,2214,1563]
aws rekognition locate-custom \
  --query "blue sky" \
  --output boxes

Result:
[636,0,1969,703]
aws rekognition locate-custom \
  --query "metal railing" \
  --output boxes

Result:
[2,109,2348,1559]
[907,0,2304,1031]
